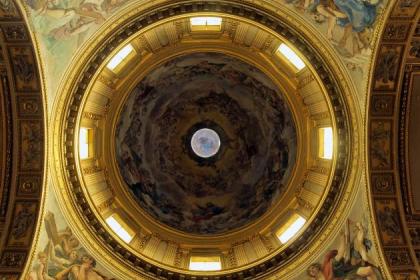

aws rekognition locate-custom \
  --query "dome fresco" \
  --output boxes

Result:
[16,0,418,274]
[115,52,297,234]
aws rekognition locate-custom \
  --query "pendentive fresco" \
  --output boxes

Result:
[284,0,385,68]
[26,194,117,280]
[22,0,129,106]
[301,188,385,280]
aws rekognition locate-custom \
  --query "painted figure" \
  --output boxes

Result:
[307,220,383,280]
[26,252,55,280]
[55,255,107,280]
[304,0,382,56]
[334,0,378,51]
[26,210,114,279]
[309,0,348,40]
[44,212,80,260]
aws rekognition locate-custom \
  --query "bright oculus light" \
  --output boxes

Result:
[79,127,89,159]
[191,128,221,158]
[190,17,222,31]
[277,216,306,244]
[106,44,134,70]
[105,216,133,243]
[277,43,305,71]
[319,127,333,159]
[189,256,222,271]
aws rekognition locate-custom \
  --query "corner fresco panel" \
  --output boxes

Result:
[22,0,129,107]
[283,0,388,97]
[298,188,385,280]
[26,191,118,280]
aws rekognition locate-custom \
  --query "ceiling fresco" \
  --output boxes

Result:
[284,0,388,104]
[22,0,130,110]
[299,186,385,280]
[11,0,418,277]
[26,190,118,280]
[21,0,388,112]
[115,52,297,234]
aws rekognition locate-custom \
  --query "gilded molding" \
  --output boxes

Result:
[367,0,420,276]
[48,1,366,279]
[0,0,46,278]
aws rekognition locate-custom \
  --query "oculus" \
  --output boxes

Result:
[191,128,221,158]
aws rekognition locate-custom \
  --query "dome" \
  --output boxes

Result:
[52,8,353,278]
[115,52,297,234]
[2,0,417,279]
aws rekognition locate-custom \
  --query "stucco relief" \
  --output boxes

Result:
[0,1,46,277]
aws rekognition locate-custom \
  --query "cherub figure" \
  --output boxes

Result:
[55,254,110,280]
[26,252,54,280]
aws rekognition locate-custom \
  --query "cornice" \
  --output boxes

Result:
[49,0,364,279]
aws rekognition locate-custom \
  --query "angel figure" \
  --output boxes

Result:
[55,254,111,280]
[307,220,382,280]
[26,250,54,280]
